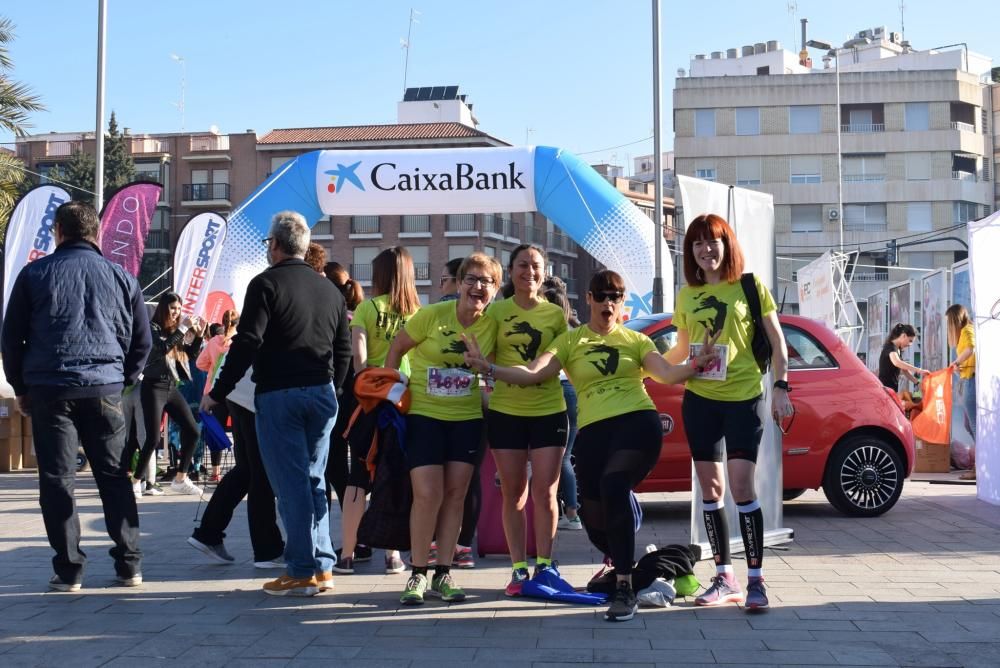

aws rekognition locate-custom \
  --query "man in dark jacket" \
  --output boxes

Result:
[1,200,151,592]
[203,210,351,597]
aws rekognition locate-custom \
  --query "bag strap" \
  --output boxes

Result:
[740,273,764,327]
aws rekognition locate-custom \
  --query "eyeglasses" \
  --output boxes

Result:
[261,237,273,246]
[462,274,496,287]
[591,291,625,303]
[439,275,454,286]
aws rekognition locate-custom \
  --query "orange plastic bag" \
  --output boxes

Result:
[911,369,952,444]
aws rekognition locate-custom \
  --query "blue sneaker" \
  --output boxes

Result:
[744,577,769,612]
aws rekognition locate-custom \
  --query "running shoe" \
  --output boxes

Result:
[144,482,164,496]
[208,472,221,483]
[505,567,530,597]
[557,515,583,531]
[452,547,475,569]
[354,544,373,562]
[132,480,143,500]
[114,573,143,587]
[744,577,769,612]
[253,557,286,569]
[605,580,638,622]
[331,557,354,575]
[48,575,81,592]
[186,536,235,563]
[385,552,406,574]
[316,571,334,592]
[170,477,203,496]
[695,574,744,606]
[262,574,318,597]
[533,562,558,580]
[400,572,428,605]
[428,573,466,602]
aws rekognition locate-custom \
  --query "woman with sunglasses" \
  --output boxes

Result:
[664,213,792,613]
[385,252,501,606]
[462,269,715,622]
[485,244,569,596]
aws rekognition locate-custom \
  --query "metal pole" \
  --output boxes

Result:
[835,49,843,252]
[651,0,664,313]
[94,0,107,211]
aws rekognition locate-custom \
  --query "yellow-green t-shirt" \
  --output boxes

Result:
[673,275,777,402]
[487,298,568,416]
[351,294,416,376]
[957,324,975,379]
[403,300,497,421]
[548,324,657,430]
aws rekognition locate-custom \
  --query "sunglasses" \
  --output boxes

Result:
[462,274,496,287]
[260,237,273,246]
[591,290,625,303]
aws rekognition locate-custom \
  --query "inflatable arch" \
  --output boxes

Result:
[205,147,671,317]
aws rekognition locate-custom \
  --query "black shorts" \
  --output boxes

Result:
[346,455,372,491]
[405,414,485,469]
[681,390,763,463]
[573,410,662,499]
[486,409,568,450]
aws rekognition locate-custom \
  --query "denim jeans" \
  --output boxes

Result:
[961,377,977,438]
[558,379,579,511]
[255,383,338,578]
[30,393,141,583]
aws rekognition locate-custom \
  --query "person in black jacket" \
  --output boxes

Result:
[202,210,351,597]
[1,200,152,592]
[132,292,206,497]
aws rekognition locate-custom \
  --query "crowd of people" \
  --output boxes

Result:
[2,200,976,622]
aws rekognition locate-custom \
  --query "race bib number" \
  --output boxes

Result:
[690,343,728,381]
[427,367,475,397]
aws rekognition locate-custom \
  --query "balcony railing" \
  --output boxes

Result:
[841,123,885,133]
[189,135,230,152]
[131,138,170,153]
[446,214,476,232]
[952,170,977,182]
[951,121,975,132]
[843,174,885,183]
[144,229,171,249]
[524,226,546,245]
[401,215,429,233]
[564,277,578,295]
[851,270,890,282]
[843,221,887,232]
[350,263,372,282]
[484,215,519,238]
[182,183,230,201]
[549,230,572,252]
[413,262,430,281]
[350,215,380,234]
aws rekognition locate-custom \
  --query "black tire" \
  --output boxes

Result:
[782,488,806,501]
[822,434,904,517]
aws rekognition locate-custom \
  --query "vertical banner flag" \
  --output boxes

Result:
[920,270,947,374]
[2,184,71,320]
[98,181,162,276]
[968,211,999,505]
[796,252,836,330]
[172,212,229,323]
[866,289,887,372]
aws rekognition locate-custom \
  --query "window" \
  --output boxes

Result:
[446,214,475,232]
[842,154,885,183]
[905,102,929,131]
[270,156,292,174]
[953,201,979,223]
[905,153,931,181]
[844,203,887,231]
[695,109,716,137]
[694,160,716,182]
[190,169,208,184]
[789,106,820,134]
[736,157,761,186]
[790,205,823,233]
[350,215,379,235]
[134,162,161,183]
[790,156,821,184]
[735,107,760,136]
[483,246,496,257]
[212,169,229,185]
[352,247,379,282]
[408,246,430,280]
[782,326,836,369]
[905,251,933,268]
[448,244,475,261]
[311,218,332,236]
[401,214,429,233]
[636,323,677,355]
[906,202,932,232]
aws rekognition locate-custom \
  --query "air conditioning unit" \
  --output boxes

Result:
[828,209,840,220]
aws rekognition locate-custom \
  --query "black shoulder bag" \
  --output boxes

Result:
[740,273,772,374]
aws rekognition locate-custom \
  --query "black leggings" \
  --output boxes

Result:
[574,410,662,575]
[134,379,200,482]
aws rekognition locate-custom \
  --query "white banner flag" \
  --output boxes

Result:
[172,212,229,323]
[797,252,836,329]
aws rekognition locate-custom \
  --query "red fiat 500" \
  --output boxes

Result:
[624,313,915,517]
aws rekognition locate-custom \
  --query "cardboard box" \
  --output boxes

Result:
[914,439,950,473]
[21,436,36,469]
[0,436,23,472]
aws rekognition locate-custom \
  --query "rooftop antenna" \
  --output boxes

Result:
[169,53,186,132]
[787,0,798,55]
[899,0,905,42]
[525,127,534,145]
[401,8,421,96]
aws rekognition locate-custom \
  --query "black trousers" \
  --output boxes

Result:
[192,401,284,562]
[30,394,141,583]
[134,379,199,482]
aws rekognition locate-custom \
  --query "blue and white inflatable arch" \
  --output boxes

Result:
[210,146,671,317]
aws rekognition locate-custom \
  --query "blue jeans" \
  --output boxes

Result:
[961,377,977,438]
[558,379,579,511]
[255,383,338,578]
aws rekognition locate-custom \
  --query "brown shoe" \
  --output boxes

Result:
[959,470,976,481]
[316,571,334,592]
[262,574,319,597]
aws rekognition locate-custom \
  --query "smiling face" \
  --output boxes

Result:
[692,236,725,277]
[166,300,182,326]
[459,262,499,313]
[511,247,545,298]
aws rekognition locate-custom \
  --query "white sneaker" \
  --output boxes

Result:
[132,480,143,500]
[254,557,286,569]
[170,478,203,496]
[557,515,583,531]
[144,482,165,496]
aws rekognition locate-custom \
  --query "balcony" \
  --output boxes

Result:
[446,214,476,233]
[45,140,83,157]
[843,221,887,233]
[951,121,975,133]
[144,229,171,250]
[190,135,229,152]
[350,263,372,282]
[483,215,519,240]
[548,230,575,255]
[131,138,170,154]
[413,262,430,281]
[181,183,230,206]
[400,214,430,234]
[841,123,884,133]
[524,226,546,245]
[850,270,890,282]
[843,174,885,183]
[952,171,977,182]
[564,277,578,295]
[350,215,380,235]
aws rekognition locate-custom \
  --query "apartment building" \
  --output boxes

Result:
[673,28,993,310]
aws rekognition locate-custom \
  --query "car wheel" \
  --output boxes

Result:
[782,488,806,501]
[823,434,903,517]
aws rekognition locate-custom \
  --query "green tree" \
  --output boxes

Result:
[0,16,45,235]
[103,110,134,196]
[62,149,95,203]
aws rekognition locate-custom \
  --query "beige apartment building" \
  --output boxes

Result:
[673,29,994,310]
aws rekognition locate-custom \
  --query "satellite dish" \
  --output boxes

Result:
[209,124,220,134]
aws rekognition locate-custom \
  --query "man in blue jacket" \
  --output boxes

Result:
[1,200,152,592]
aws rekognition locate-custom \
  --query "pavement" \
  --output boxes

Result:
[0,469,998,667]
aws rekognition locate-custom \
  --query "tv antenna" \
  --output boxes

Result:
[169,53,186,132]
[401,8,421,96]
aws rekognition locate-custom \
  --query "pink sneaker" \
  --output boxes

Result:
[695,574,744,606]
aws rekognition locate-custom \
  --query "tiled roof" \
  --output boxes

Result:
[259,122,505,145]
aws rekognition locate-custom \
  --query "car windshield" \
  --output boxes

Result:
[623,314,671,332]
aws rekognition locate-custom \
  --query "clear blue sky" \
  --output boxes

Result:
[3,0,997,169]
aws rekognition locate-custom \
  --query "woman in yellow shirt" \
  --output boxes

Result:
[945,304,976,480]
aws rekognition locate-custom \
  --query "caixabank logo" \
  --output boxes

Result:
[326,159,527,194]
[323,161,366,195]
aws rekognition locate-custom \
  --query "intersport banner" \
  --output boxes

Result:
[98,181,162,277]
[172,212,228,323]
[1,184,71,320]
[208,147,671,318]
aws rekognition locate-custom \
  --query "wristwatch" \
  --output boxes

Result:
[773,380,791,392]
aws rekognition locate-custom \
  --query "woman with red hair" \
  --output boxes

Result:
[665,213,792,612]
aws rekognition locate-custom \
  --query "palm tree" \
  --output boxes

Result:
[0,16,45,233]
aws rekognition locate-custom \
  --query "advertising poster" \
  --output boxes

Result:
[888,280,913,365]
[796,252,836,329]
[866,289,887,373]
[951,260,970,314]
[920,270,947,374]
